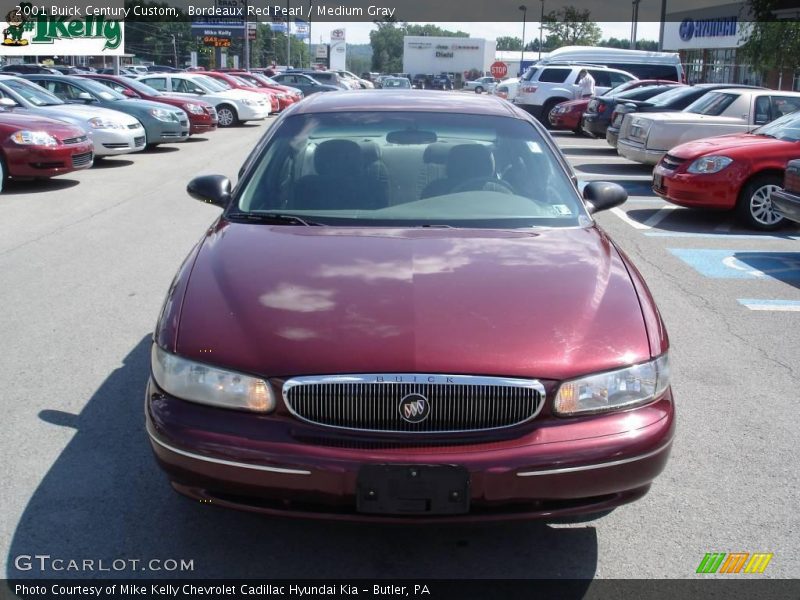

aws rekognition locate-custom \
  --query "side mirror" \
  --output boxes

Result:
[187,175,231,208]
[77,91,94,102]
[0,97,17,109]
[121,88,138,98]
[193,88,205,95]
[583,181,628,214]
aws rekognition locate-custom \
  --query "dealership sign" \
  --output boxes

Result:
[679,17,737,41]
[0,5,124,55]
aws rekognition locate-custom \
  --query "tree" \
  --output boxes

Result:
[738,0,800,76]
[542,6,602,48]
[496,36,523,51]
[600,37,658,51]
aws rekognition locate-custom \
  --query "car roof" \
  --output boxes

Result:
[291,89,520,117]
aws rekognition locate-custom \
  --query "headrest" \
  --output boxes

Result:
[446,144,494,179]
[423,142,452,164]
[314,139,362,177]
[359,140,381,163]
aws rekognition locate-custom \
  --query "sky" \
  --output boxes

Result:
[302,21,663,45]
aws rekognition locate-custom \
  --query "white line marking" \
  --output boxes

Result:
[610,207,651,229]
[741,304,800,312]
[642,206,679,227]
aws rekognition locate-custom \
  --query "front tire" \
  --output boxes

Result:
[216,105,238,128]
[736,174,785,230]
[541,99,562,127]
[475,86,483,94]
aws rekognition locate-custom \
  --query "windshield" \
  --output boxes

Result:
[232,75,254,87]
[120,78,162,96]
[197,75,230,91]
[0,78,63,105]
[383,79,410,88]
[78,78,126,101]
[753,110,800,141]
[236,111,583,228]
[647,85,697,106]
[685,91,738,116]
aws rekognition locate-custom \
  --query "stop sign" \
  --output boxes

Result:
[490,61,508,78]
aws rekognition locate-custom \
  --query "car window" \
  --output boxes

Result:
[142,77,167,91]
[606,63,679,81]
[172,77,201,94]
[537,68,570,83]
[772,95,800,118]
[685,92,738,116]
[236,111,584,228]
[754,95,771,125]
[195,75,228,91]
[608,71,633,87]
[589,70,612,88]
[42,80,86,100]
[76,77,125,100]
[0,78,63,105]
[648,86,698,107]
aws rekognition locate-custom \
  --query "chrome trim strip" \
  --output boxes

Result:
[147,430,311,475]
[282,373,546,434]
[516,441,673,477]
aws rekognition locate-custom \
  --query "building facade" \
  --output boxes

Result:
[402,36,496,79]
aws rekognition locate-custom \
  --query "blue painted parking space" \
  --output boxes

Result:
[669,249,800,281]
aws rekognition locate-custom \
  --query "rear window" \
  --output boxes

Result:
[685,92,738,116]
[606,63,679,81]
[648,86,699,107]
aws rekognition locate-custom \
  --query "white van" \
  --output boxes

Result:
[536,46,684,83]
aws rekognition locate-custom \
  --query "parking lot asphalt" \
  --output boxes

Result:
[1,117,798,580]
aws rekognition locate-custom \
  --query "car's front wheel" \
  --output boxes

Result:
[475,86,483,94]
[736,174,785,230]
[216,105,238,128]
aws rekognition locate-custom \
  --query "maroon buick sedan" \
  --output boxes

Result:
[147,91,674,521]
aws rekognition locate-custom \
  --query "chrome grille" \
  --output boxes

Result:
[127,123,140,129]
[283,374,545,433]
[62,135,88,145]
[660,154,685,171]
[71,151,93,167]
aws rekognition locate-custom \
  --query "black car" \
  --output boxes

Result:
[412,74,434,89]
[581,83,682,138]
[147,65,182,73]
[432,73,454,90]
[0,64,61,75]
[606,83,765,148]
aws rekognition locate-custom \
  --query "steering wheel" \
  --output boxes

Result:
[451,177,516,195]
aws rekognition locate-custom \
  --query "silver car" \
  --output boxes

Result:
[0,75,146,157]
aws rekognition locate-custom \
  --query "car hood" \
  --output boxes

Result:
[35,103,141,126]
[109,98,184,114]
[668,133,798,158]
[174,225,651,380]
[0,110,86,137]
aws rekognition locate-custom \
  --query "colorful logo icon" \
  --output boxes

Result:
[696,552,773,574]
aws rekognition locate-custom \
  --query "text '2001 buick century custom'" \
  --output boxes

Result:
[146,90,674,521]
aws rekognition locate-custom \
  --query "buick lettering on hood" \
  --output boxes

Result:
[146,91,674,521]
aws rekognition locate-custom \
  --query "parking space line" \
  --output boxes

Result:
[738,299,800,312]
[646,232,800,240]
[642,206,679,227]
[611,207,651,229]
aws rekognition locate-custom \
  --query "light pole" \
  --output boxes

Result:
[630,0,641,49]
[538,0,544,60]
[170,34,177,68]
[243,0,250,71]
[519,5,527,77]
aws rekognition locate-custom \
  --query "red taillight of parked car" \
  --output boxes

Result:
[596,101,608,113]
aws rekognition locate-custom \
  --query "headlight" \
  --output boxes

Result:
[88,117,125,130]
[149,108,174,122]
[554,354,670,416]
[241,98,256,106]
[10,130,57,146]
[686,155,733,174]
[184,103,205,115]
[151,345,275,413]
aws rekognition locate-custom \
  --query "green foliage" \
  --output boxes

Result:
[542,6,602,47]
[739,0,800,72]
[497,36,523,51]
[124,1,196,66]
[600,37,658,51]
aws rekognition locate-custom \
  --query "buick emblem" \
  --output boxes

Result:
[399,393,430,423]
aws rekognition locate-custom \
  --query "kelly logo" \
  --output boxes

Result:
[2,3,122,52]
[696,552,773,574]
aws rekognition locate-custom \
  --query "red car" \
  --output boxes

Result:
[79,74,218,135]
[0,106,93,189]
[147,91,674,521]
[549,79,684,134]
[203,71,280,114]
[653,109,800,230]
[221,71,303,109]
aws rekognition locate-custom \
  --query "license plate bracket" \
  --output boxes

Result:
[357,465,470,515]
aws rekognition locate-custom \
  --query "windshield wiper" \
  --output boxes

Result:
[226,212,323,226]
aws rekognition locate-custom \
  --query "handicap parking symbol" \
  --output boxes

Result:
[669,249,800,281]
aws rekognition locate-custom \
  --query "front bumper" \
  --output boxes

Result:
[4,140,94,177]
[548,111,581,130]
[188,112,217,135]
[238,104,270,121]
[772,190,800,224]
[652,164,738,210]
[146,378,675,521]
[144,118,190,145]
[92,127,146,156]
[617,140,666,165]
